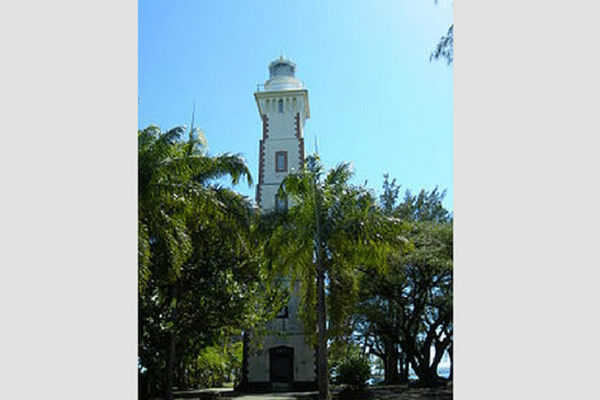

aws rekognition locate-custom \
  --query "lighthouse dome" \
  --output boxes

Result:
[264,55,304,91]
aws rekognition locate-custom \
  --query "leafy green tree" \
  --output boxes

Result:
[357,253,408,384]
[190,340,243,388]
[138,124,276,399]
[400,221,452,385]
[396,185,451,223]
[138,123,253,295]
[269,156,408,400]
[356,177,453,386]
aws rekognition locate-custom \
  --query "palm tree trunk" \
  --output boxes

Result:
[316,257,330,400]
[165,283,178,400]
[166,320,176,400]
[240,330,250,391]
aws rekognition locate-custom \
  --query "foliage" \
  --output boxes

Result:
[334,356,372,391]
[430,1,453,66]
[430,24,453,66]
[355,177,453,386]
[138,124,281,399]
[400,220,452,384]
[274,157,409,339]
[328,341,365,383]
[136,121,452,396]
[266,156,410,400]
[194,346,228,388]
[191,341,243,388]
[138,123,253,294]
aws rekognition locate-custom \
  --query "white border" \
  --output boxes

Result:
[456,1,600,399]
[0,2,137,398]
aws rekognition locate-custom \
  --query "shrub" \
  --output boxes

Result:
[335,356,371,391]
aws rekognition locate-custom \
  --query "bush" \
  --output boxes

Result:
[335,356,371,391]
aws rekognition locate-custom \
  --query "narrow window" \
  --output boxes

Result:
[275,195,288,212]
[276,306,289,319]
[278,98,284,113]
[276,151,287,172]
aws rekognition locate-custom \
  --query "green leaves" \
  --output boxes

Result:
[138,125,253,291]
[270,155,410,342]
[350,176,453,385]
[334,356,372,390]
[138,124,270,395]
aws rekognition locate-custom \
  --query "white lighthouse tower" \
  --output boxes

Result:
[254,55,310,211]
[241,56,316,393]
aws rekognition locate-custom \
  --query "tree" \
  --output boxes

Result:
[357,253,408,384]
[400,220,452,385]
[138,124,275,399]
[356,178,453,386]
[430,1,453,66]
[269,156,408,400]
[138,123,253,295]
[430,24,453,66]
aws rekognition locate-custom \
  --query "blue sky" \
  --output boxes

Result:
[139,0,453,210]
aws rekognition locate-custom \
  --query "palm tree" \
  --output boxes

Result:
[270,155,407,400]
[139,124,253,285]
[138,124,253,399]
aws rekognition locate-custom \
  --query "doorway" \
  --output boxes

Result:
[269,346,294,383]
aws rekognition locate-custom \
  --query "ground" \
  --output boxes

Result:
[172,383,453,400]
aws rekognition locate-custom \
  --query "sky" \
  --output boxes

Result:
[139,0,453,211]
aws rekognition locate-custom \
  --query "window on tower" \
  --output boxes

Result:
[275,195,288,212]
[278,99,284,113]
[276,306,289,319]
[273,63,293,76]
[276,151,287,172]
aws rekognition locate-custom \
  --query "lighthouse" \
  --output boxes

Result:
[241,56,316,393]
[254,55,310,211]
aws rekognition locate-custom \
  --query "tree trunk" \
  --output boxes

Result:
[165,284,178,400]
[384,338,399,384]
[316,258,330,400]
[448,345,453,381]
[166,326,176,400]
[239,330,250,391]
[430,348,443,381]
[399,350,409,383]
